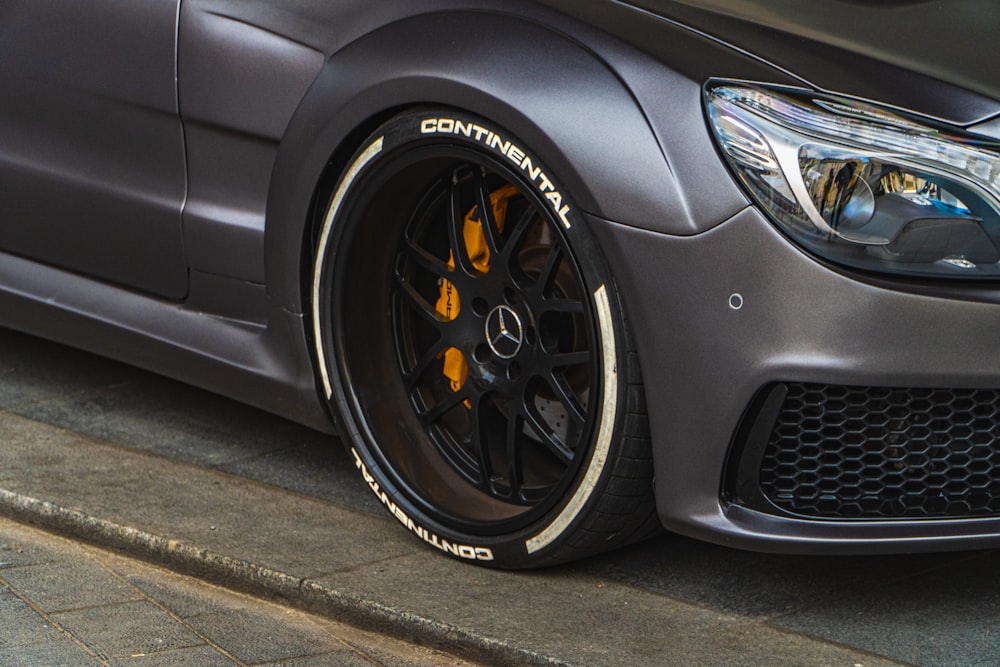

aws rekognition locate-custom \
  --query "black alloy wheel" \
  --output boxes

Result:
[394,161,598,514]
[313,109,656,567]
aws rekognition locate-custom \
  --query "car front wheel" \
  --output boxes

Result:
[312,109,657,567]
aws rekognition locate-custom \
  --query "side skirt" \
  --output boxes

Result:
[0,251,333,434]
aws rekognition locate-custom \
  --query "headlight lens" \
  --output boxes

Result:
[706,84,1000,278]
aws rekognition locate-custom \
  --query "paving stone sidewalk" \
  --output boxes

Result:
[0,518,472,666]
[0,328,937,666]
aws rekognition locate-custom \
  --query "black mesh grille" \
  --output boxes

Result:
[758,383,1000,519]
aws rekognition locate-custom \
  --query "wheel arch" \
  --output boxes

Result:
[263,9,686,318]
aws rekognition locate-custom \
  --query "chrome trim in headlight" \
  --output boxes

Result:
[706,83,1000,278]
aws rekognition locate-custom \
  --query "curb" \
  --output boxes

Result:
[0,489,565,667]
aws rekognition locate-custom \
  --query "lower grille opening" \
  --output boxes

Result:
[745,383,1000,520]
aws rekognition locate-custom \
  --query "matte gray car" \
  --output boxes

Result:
[3,0,1000,567]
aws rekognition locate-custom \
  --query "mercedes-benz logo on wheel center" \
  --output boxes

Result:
[485,305,524,360]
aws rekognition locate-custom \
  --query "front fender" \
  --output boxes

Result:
[265,9,701,314]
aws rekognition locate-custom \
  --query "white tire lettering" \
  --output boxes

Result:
[351,448,495,562]
[421,117,572,228]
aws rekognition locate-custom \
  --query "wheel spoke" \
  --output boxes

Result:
[474,172,503,258]
[547,371,587,426]
[427,423,480,485]
[469,394,497,488]
[520,484,554,504]
[395,275,447,327]
[403,337,449,388]
[546,350,590,369]
[501,207,537,263]
[421,385,473,426]
[448,179,478,276]
[534,244,564,298]
[505,408,526,499]
[403,238,451,281]
[502,207,540,289]
[539,298,585,315]
[522,401,574,464]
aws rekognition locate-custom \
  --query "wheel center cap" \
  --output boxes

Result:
[485,305,524,360]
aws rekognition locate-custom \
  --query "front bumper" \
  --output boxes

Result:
[591,206,1000,554]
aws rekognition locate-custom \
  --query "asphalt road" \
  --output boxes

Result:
[1,326,998,666]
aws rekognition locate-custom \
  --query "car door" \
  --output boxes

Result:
[0,0,188,299]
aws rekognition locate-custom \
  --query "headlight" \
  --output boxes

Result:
[706,83,1000,278]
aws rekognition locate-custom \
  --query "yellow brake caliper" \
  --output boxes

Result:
[435,185,520,402]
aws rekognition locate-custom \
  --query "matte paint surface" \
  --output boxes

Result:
[606,0,1000,123]
[0,0,188,298]
[1,0,999,554]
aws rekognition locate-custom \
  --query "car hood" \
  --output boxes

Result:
[614,0,1000,125]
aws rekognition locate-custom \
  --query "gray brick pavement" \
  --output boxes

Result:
[0,519,471,666]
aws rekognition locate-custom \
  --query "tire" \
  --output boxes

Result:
[312,108,656,568]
